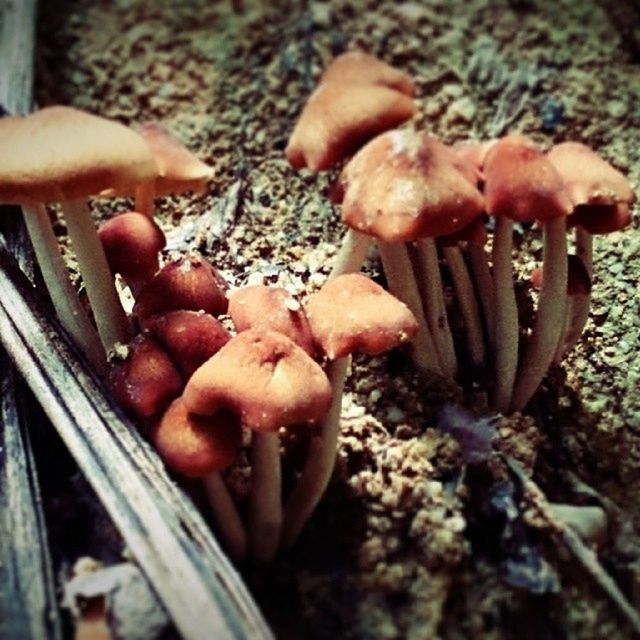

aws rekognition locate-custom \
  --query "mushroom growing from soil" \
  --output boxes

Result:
[0,106,159,364]
[98,211,166,297]
[483,136,572,413]
[281,273,418,548]
[152,398,246,562]
[183,329,332,562]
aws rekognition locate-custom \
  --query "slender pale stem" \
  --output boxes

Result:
[468,242,496,349]
[442,245,486,368]
[134,183,155,218]
[510,216,568,412]
[202,471,247,563]
[248,431,282,562]
[412,239,457,378]
[552,296,572,364]
[329,229,372,280]
[492,217,518,413]
[22,203,106,374]
[61,199,131,352]
[281,357,349,549]
[377,242,442,375]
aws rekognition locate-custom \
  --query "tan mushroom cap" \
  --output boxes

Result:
[286,82,415,173]
[228,285,315,356]
[340,130,485,242]
[305,274,418,360]
[183,329,332,433]
[138,122,214,196]
[320,51,415,97]
[152,398,242,478]
[484,135,572,222]
[0,106,158,203]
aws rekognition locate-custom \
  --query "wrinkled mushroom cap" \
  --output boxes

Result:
[286,82,415,172]
[0,106,158,203]
[183,329,332,433]
[305,274,418,360]
[138,122,214,196]
[228,285,315,356]
[484,135,572,222]
[340,130,485,242]
[320,51,415,96]
[152,398,242,478]
[133,255,229,320]
[98,211,166,279]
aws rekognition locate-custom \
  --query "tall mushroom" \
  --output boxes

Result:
[281,273,418,548]
[183,330,332,562]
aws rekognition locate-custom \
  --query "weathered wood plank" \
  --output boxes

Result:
[0,241,273,640]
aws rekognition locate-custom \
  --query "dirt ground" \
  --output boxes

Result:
[35,0,640,638]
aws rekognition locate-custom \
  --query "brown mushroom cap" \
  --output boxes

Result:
[569,203,632,235]
[440,215,489,247]
[340,130,485,242]
[305,273,418,360]
[142,310,232,378]
[0,106,157,203]
[484,135,572,222]
[138,122,214,196]
[531,254,592,295]
[109,334,182,419]
[320,51,415,96]
[183,329,332,433]
[133,255,229,320]
[285,82,415,173]
[228,285,315,356]
[98,211,165,281]
[151,398,242,478]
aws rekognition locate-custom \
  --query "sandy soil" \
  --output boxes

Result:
[36,0,640,637]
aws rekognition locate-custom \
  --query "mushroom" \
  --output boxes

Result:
[0,106,159,365]
[183,329,332,562]
[281,273,418,547]
[98,211,166,297]
[133,255,229,321]
[152,398,246,562]
[134,122,214,217]
[484,136,572,413]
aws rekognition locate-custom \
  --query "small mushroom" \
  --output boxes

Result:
[183,330,332,562]
[152,398,246,561]
[281,274,418,548]
[98,211,166,297]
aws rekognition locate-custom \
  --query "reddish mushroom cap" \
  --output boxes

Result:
[142,310,232,378]
[151,398,241,478]
[109,334,182,419]
[98,211,165,281]
[450,139,497,185]
[285,82,415,172]
[133,255,229,320]
[228,285,315,356]
[531,254,591,295]
[305,273,418,360]
[484,135,572,222]
[340,130,485,242]
[320,51,415,97]
[440,215,489,247]
[183,329,332,433]
[568,203,632,235]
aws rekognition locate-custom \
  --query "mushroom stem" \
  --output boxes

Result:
[202,471,248,563]
[467,242,496,349]
[248,431,282,562]
[61,199,131,352]
[329,229,372,279]
[442,244,486,368]
[281,356,349,549]
[377,242,442,375]
[134,182,155,218]
[492,216,519,413]
[21,203,107,373]
[411,239,457,378]
[552,296,572,364]
[510,216,568,412]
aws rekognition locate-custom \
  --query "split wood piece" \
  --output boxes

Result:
[282,274,418,547]
[0,242,273,639]
[183,330,332,562]
[153,398,247,563]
